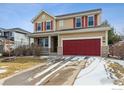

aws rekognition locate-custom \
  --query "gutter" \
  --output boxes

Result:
[29,26,111,37]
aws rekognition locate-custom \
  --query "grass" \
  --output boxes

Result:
[0,57,46,79]
[45,68,75,85]
[109,62,124,85]
[108,62,124,79]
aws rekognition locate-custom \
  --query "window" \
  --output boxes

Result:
[59,20,64,28]
[42,15,46,19]
[46,21,51,31]
[39,38,48,47]
[10,32,14,37]
[75,17,82,28]
[44,38,48,47]
[37,23,42,31]
[4,32,8,36]
[40,39,44,46]
[88,15,94,27]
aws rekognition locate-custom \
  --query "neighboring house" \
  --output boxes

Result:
[31,8,111,56]
[0,28,34,52]
[120,36,124,40]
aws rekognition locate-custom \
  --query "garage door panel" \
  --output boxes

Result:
[63,39,101,56]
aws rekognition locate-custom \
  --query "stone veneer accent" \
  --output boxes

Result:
[101,46,109,57]
[57,47,63,55]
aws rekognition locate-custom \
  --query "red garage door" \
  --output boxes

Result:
[63,39,101,56]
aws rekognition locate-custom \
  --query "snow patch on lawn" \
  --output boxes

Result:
[108,58,124,66]
[0,66,8,74]
[0,69,7,74]
[71,56,85,61]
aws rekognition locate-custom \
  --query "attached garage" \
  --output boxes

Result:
[63,38,101,56]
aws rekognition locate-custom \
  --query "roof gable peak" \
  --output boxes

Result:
[32,10,55,23]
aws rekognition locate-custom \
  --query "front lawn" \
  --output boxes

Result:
[106,60,124,85]
[0,57,46,79]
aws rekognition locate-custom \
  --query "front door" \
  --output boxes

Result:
[51,36,58,53]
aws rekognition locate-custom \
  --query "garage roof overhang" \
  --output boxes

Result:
[30,26,111,37]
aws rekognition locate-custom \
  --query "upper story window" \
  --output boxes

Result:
[88,15,94,27]
[75,17,82,28]
[37,23,42,31]
[59,20,64,28]
[46,21,51,31]
[4,32,9,37]
[10,32,14,37]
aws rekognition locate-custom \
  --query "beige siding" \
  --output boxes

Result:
[34,12,54,32]
[97,13,101,26]
[58,31,106,47]
[33,11,101,32]
[57,31,108,56]
[56,14,101,31]
[56,18,74,30]
[34,12,54,23]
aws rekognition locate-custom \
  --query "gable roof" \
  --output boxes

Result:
[0,28,31,34]
[4,28,31,34]
[31,10,56,23]
[0,28,5,31]
[55,8,102,18]
[32,8,102,23]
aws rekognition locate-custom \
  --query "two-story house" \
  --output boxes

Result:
[31,9,111,56]
[0,28,34,53]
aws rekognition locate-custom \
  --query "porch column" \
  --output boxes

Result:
[34,37,38,46]
[48,35,51,54]
[57,34,62,55]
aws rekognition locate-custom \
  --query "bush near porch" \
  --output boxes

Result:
[2,45,42,57]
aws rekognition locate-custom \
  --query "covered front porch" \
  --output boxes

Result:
[34,35,58,55]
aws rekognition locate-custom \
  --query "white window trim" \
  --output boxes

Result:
[40,38,48,48]
[37,22,42,32]
[46,20,51,31]
[88,15,94,27]
[75,17,82,28]
[44,38,48,48]
[59,20,64,28]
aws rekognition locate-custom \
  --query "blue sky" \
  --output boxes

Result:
[0,3,124,35]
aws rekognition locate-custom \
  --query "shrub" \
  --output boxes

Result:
[2,45,42,57]
[2,51,14,57]
[109,43,124,59]
[10,45,42,56]
[33,46,42,56]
